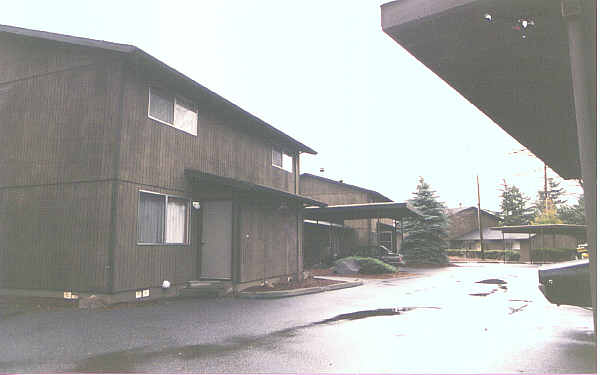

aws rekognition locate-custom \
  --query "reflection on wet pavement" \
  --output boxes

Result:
[315,307,441,324]
[67,306,442,373]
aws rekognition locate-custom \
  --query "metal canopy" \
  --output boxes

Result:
[303,202,422,222]
[381,0,596,179]
[185,169,326,207]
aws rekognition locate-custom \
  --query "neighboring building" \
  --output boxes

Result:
[0,25,323,302]
[448,207,580,261]
[447,206,500,240]
[300,174,409,265]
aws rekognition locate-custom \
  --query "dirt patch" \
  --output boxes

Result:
[243,278,342,292]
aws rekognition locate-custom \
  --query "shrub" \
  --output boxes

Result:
[336,256,397,274]
[348,245,390,258]
[531,248,577,262]
[446,249,520,261]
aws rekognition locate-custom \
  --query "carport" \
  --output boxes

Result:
[492,224,587,262]
[303,202,423,254]
[381,0,596,330]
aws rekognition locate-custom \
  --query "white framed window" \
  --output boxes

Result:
[148,87,198,136]
[138,191,190,245]
[272,148,293,173]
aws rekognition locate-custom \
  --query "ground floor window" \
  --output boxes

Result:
[138,191,189,244]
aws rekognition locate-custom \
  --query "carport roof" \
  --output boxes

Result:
[185,169,326,207]
[381,0,596,179]
[303,202,422,222]
[491,224,587,237]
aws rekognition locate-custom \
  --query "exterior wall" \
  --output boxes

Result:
[448,208,499,239]
[117,63,296,194]
[238,200,299,283]
[0,182,113,292]
[111,181,198,292]
[532,233,578,249]
[108,62,303,292]
[0,34,123,293]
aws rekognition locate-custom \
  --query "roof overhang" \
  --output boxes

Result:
[185,169,326,207]
[381,0,596,179]
[491,224,587,237]
[303,202,422,221]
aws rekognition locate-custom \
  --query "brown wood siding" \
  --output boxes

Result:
[448,209,499,239]
[238,200,298,283]
[299,175,394,248]
[111,182,196,292]
[0,36,123,292]
[0,33,97,84]
[116,65,295,194]
[0,181,112,291]
[300,176,372,205]
[0,52,122,187]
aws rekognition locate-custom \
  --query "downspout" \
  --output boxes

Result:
[295,152,302,280]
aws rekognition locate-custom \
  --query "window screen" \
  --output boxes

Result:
[272,149,283,168]
[149,88,174,124]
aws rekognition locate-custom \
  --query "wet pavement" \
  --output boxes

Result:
[0,263,595,373]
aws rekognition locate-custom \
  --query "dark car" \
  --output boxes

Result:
[538,259,591,307]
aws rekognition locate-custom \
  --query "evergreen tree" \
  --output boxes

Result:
[498,181,535,225]
[402,177,449,265]
[558,194,586,225]
[534,177,566,216]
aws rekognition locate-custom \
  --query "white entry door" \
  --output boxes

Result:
[201,200,232,279]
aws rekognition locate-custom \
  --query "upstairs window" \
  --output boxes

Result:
[148,87,197,136]
[272,148,293,172]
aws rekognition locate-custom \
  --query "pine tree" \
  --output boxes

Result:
[498,181,535,225]
[558,194,586,225]
[534,177,566,217]
[402,177,449,265]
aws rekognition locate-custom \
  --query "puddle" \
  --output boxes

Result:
[315,307,440,324]
[509,304,528,314]
[469,290,497,297]
[67,306,441,372]
[477,279,507,285]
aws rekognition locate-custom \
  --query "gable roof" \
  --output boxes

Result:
[300,173,393,203]
[447,206,500,220]
[0,24,316,155]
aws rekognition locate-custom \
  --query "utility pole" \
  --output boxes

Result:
[544,163,549,210]
[477,175,484,259]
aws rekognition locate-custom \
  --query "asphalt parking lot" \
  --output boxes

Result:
[0,263,595,373]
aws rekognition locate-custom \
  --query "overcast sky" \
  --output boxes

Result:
[2,0,582,210]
